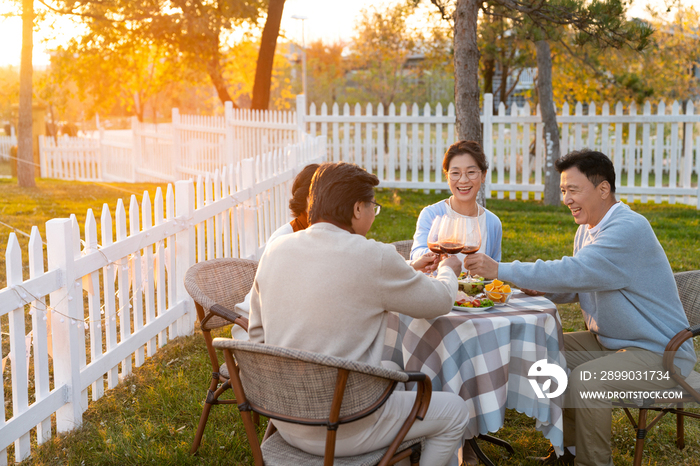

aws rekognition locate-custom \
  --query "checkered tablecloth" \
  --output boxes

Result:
[383,292,566,450]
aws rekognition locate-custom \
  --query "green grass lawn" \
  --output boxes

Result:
[1,180,699,465]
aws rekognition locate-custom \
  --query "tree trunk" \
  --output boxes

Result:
[453,0,481,143]
[251,0,286,110]
[206,47,236,107]
[483,57,495,96]
[18,0,35,187]
[453,0,485,206]
[535,39,561,206]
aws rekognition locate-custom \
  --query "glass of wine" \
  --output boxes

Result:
[460,215,481,282]
[438,215,466,255]
[426,216,444,276]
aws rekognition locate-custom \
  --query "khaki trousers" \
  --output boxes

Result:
[562,332,679,466]
[277,390,469,466]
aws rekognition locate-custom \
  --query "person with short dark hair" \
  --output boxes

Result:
[465,149,695,466]
[249,162,470,465]
[411,140,503,275]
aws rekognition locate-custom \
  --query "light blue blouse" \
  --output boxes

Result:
[411,200,503,262]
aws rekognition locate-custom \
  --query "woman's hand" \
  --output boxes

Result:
[410,252,440,273]
[463,253,499,279]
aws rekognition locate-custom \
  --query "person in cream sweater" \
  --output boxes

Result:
[248,162,470,466]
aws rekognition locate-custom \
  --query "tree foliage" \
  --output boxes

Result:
[346,2,420,108]
[551,6,700,106]
[44,0,266,107]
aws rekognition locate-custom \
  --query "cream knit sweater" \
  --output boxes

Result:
[248,222,458,367]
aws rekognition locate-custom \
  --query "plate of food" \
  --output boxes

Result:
[457,274,493,295]
[452,291,495,312]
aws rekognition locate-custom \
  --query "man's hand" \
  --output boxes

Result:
[463,253,499,279]
[520,288,546,296]
[439,255,462,277]
[411,252,440,273]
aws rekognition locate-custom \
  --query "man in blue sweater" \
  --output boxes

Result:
[465,150,695,466]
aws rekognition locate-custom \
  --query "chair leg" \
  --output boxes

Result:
[467,438,496,466]
[190,376,230,455]
[633,409,648,466]
[676,404,685,450]
[409,443,421,466]
[191,394,215,455]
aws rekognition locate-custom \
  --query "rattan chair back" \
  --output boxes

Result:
[675,270,700,327]
[228,341,407,422]
[183,258,258,454]
[620,270,700,466]
[390,240,413,261]
[184,258,257,330]
[214,338,430,466]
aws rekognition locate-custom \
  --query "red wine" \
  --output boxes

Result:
[440,242,464,254]
[461,245,479,254]
[428,242,443,254]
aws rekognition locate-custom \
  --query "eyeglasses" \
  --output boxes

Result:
[369,200,381,216]
[447,169,482,181]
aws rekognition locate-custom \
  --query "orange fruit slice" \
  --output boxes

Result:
[492,279,503,287]
[502,285,511,293]
[485,283,494,291]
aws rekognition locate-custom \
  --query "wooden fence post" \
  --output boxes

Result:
[6,234,30,460]
[240,158,258,259]
[172,108,182,181]
[175,179,196,335]
[98,120,106,181]
[296,94,306,142]
[46,218,85,433]
[482,93,494,198]
[131,116,139,183]
[225,101,235,167]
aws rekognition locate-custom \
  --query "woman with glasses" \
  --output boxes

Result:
[411,140,503,272]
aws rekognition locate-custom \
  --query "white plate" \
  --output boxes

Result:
[457,278,494,286]
[452,305,494,313]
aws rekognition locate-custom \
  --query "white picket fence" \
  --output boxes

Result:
[303,93,700,207]
[0,137,325,463]
[35,94,700,207]
[0,132,16,162]
[39,100,300,184]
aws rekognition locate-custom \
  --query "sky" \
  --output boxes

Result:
[0,0,697,68]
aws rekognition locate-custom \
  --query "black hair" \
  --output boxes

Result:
[442,140,489,173]
[289,163,320,217]
[555,149,616,193]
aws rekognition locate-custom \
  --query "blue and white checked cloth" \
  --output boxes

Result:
[383,292,567,450]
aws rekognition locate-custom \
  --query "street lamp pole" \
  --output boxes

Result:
[291,14,307,97]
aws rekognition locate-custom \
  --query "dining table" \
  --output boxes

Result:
[382,290,567,461]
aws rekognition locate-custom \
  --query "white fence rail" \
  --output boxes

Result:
[0,132,17,162]
[303,94,700,207]
[0,137,325,463]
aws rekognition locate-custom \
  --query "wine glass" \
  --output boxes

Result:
[460,216,481,282]
[426,216,444,276]
[438,215,466,255]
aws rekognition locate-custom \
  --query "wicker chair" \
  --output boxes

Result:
[183,258,258,454]
[616,270,700,466]
[391,240,413,261]
[212,339,432,466]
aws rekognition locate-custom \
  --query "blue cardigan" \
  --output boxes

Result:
[499,203,696,376]
[410,200,503,262]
